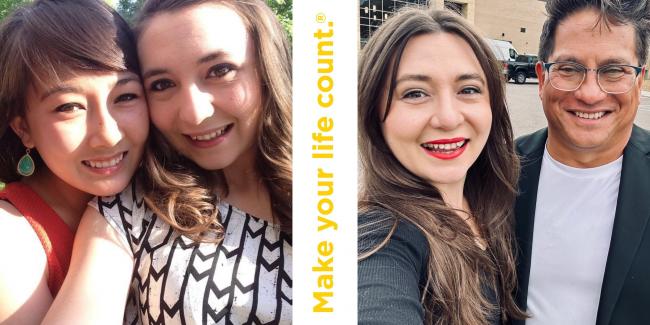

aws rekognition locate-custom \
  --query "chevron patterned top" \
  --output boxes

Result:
[93,181,292,325]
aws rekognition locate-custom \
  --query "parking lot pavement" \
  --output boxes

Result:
[506,81,650,138]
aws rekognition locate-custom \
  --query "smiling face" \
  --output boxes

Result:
[13,71,148,196]
[381,32,492,192]
[538,8,645,167]
[138,3,262,171]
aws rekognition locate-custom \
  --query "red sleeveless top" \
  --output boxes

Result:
[0,182,74,296]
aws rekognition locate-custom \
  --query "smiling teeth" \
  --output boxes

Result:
[574,111,605,120]
[191,126,228,141]
[85,153,123,168]
[422,139,466,151]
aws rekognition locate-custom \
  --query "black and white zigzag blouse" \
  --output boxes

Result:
[92,181,292,325]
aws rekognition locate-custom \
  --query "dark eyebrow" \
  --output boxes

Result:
[600,58,632,66]
[552,55,580,63]
[395,74,432,84]
[457,73,485,85]
[40,85,82,101]
[197,52,225,65]
[116,76,140,86]
[552,55,633,66]
[142,52,225,80]
[395,73,485,85]
[142,68,168,80]
[40,75,140,101]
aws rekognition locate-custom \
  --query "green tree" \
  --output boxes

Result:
[0,0,132,21]
[267,0,292,42]
[116,0,144,24]
[114,0,291,39]
[0,0,27,21]
[0,0,25,189]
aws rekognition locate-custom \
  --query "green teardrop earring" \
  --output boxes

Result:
[17,148,35,177]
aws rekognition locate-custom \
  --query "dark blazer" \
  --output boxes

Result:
[512,125,650,325]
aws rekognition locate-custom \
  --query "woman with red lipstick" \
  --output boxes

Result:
[44,0,292,324]
[358,8,525,325]
[0,0,148,323]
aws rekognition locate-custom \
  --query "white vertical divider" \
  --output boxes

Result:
[292,0,358,323]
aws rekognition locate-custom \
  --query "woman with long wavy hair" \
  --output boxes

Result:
[43,0,292,324]
[358,8,526,325]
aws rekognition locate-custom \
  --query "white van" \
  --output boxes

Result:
[485,38,518,76]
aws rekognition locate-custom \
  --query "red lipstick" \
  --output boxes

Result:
[421,137,468,160]
[425,137,466,145]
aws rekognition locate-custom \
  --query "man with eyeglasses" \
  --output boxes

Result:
[512,0,650,324]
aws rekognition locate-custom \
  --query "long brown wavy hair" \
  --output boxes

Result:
[134,0,292,242]
[358,8,525,325]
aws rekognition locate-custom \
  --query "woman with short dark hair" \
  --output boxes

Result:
[0,0,148,323]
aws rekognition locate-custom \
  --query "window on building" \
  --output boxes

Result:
[444,1,465,16]
[360,0,430,46]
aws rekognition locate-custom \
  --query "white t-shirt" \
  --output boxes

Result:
[526,147,622,325]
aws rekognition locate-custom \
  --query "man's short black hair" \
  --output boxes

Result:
[539,0,650,65]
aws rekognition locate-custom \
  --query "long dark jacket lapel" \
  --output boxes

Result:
[512,129,548,325]
[596,125,650,325]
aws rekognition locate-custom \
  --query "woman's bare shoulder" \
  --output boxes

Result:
[0,200,52,324]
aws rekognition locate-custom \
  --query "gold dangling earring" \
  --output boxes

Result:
[17,148,35,177]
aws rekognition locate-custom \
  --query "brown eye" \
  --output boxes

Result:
[55,103,84,113]
[115,93,139,103]
[553,63,582,77]
[402,90,427,99]
[207,63,236,78]
[149,79,175,92]
[459,87,481,95]
[599,66,627,80]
